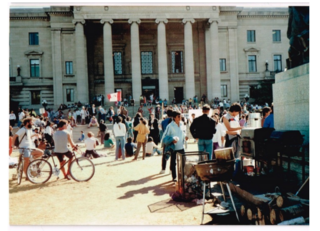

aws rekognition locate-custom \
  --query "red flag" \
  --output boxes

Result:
[117,91,121,102]
[107,91,121,102]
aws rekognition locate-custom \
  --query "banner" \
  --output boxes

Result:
[107,91,121,102]
[39,108,45,114]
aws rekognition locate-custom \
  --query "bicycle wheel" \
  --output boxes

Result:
[17,156,23,185]
[27,159,52,184]
[70,157,95,182]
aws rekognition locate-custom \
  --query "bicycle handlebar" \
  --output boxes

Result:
[72,145,79,151]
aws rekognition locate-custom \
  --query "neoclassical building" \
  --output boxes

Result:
[9,5,289,109]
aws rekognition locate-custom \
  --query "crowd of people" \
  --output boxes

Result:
[9,96,275,183]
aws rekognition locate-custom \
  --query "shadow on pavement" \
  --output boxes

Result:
[117,180,175,199]
[148,198,199,213]
[117,174,170,187]
[9,177,80,194]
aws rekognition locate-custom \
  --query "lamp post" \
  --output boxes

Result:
[17,65,21,76]
[265,60,269,71]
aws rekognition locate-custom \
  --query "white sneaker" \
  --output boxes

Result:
[159,170,165,174]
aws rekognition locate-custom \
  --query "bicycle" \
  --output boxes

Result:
[16,147,37,185]
[26,146,95,184]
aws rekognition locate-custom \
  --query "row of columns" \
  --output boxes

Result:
[59,18,223,105]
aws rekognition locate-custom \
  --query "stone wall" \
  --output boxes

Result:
[273,63,309,144]
[272,63,309,184]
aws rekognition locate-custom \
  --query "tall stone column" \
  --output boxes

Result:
[101,19,115,97]
[73,19,89,104]
[228,27,239,102]
[51,29,63,109]
[182,18,196,99]
[156,18,169,101]
[128,19,142,103]
[209,19,221,99]
[205,27,213,102]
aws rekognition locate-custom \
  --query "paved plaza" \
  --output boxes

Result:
[9,123,227,226]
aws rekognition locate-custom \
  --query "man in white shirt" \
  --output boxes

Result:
[117,106,121,115]
[18,110,25,127]
[113,117,127,160]
[76,109,81,124]
[80,106,86,125]
[145,137,161,156]
[9,111,17,127]
[84,132,104,158]
[12,117,43,180]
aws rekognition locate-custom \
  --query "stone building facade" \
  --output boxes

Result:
[9,5,289,109]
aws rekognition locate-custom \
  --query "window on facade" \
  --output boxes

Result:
[29,32,39,45]
[171,51,183,73]
[66,89,74,102]
[274,55,282,72]
[30,59,40,77]
[65,61,73,75]
[113,52,122,75]
[221,85,227,97]
[220,59,226,71]
[247,30,256,42]
[248,55,257,72]
[273,30,281,42]
[141,51,153,74]
[31,90,41,104]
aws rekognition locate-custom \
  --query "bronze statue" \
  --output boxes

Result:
[287,6,309,69]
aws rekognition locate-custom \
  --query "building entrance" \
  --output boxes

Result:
[142,86,156,103]
[174,87,184,103]
[141,77,159,104]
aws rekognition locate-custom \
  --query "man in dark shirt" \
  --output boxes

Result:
[98,120,107,145]
[190,104,216,159]
[89,104,97,116]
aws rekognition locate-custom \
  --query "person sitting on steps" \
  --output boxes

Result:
[88,116,99,128]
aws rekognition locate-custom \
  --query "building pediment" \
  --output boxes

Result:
[24,50,44,56]
[243,47,260,53]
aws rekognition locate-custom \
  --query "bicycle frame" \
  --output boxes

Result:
[45,149,81,172]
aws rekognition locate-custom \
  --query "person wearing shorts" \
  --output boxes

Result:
[12,117,43,181]
[53,119,77,180]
